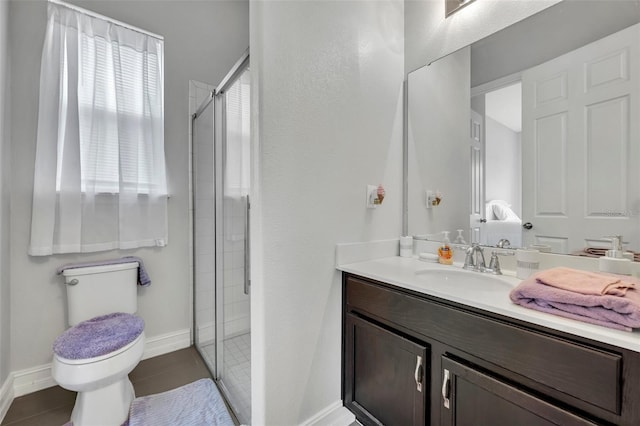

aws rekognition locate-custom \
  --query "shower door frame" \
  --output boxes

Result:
[191,48,251,423]
[191,90,216,375]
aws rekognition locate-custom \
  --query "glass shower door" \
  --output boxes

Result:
[192,93,217,376]
[192,53,250,424]
[215,64,251,424]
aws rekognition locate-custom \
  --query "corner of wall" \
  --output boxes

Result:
[0,373,14,423]
[0,0,12,389]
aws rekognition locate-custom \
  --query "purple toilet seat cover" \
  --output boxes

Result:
[53,312,144,360]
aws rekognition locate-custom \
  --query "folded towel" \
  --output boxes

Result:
[585,247,607,257]
[573,247,640,262]
[534,267,636,296]
[121,256,151,287]
[510,276,640,331]
[56,257,151,287]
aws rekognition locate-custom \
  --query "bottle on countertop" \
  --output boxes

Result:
[438,231,453,265]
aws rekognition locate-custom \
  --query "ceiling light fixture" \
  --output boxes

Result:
[445,0,476,18]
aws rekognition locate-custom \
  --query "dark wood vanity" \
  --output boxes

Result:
[342,272,640,425]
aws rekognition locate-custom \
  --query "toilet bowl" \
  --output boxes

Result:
[53,332,145,425]
[53,262,144,426]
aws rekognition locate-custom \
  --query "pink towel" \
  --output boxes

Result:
[534,267,637,296]
[510,276,640,331]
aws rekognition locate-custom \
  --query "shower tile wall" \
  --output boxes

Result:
[223,196,250,338]
[190,80,216,345]
[190,80,250,342]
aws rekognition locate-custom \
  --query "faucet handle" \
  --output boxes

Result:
[487,251,502,275]
[463,245,476,270]
[486,249,516,275]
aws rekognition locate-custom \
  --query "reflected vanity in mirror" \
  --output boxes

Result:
[407,0,640,257]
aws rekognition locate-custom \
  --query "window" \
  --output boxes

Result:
[29,0,167,255]
[54,17,165,194]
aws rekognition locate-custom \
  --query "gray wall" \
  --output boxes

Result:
[485,117,521,217]
[250,0,404,422]
[0,0,10,387]
[8,0,248,372]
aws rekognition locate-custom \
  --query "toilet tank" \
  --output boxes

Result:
[62,262,139,326]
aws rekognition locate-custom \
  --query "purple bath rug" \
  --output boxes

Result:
[62,378,233,426]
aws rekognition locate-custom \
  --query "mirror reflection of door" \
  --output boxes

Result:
[521,23,640,254]
[471,82,523,248]
[469,109,484,244]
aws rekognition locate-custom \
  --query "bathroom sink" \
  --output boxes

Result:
[414,268,515,294]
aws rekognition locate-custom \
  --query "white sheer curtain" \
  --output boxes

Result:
[29,1,168,256]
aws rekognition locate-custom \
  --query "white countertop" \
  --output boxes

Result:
[337,256,640,353]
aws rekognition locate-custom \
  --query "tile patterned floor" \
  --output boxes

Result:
[222,333,251,424]
[199,333,251,425]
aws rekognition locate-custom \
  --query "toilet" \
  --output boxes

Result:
[52,262,145,426]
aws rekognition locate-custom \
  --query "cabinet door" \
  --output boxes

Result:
[344,313,428,426]
[440,356,597,426]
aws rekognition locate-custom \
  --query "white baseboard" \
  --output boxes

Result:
[0,374,14,422]
[13,364,56,398]
[301,400,355,426]
[141,328,191,360]
[8,328,191,400]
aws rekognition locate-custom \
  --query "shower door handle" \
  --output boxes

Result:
[244,195,251,295]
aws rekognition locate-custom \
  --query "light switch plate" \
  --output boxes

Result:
[366,185,378,209]
[425,190,434,209]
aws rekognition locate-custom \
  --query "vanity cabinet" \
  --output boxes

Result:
[344,313,428,425]
[440,356,596,426]
[342,273,640,426]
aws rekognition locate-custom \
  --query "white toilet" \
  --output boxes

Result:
[52,262,145,426]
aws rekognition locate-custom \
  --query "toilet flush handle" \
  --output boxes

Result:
[67,279,79,286]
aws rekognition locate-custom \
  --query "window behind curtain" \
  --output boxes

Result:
[29,1,167,255]
[59,28,163,194]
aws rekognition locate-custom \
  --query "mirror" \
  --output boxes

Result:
[407,0,640,257]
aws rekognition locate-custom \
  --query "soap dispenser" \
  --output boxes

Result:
[598,236,631,275]
[438,231,453,265]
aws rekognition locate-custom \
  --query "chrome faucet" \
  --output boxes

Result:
[463,243,486,272]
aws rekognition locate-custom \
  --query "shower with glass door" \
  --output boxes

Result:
[191,51,251,424]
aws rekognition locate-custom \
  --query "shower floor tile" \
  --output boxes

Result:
[222,333,251,425]
[197,333,251,425]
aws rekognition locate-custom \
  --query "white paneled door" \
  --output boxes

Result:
[469,109,484,244]
[521,23,640,254]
